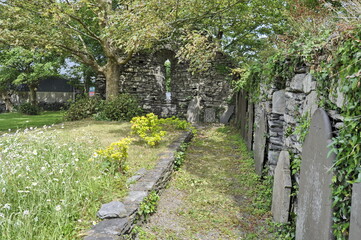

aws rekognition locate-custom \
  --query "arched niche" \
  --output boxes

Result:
[152,49,177,103]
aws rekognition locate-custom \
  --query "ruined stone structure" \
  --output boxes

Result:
[97,49,234,122]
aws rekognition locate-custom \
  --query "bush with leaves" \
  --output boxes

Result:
[64,96,103,121]
[159,116,194,131]
[101,94,143,121]
[130,113,166,146]
[92,137,133,173]
[17,102,42,115]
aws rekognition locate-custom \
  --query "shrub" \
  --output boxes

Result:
[94,137,134,173]
[64,96,103,121]
[130,113,166,146]
[159,116,196,133]
[17,102,42,115]
[101,94,143,121]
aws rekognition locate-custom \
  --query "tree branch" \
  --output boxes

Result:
[55,44,101,72]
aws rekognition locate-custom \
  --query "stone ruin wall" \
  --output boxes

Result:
[97,49,233,122]
[234,64,361,239]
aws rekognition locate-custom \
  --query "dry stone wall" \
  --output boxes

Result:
[234,66,357,239]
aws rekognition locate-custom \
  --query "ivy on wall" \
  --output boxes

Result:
[232,25,361,239]
[327,29,361,239]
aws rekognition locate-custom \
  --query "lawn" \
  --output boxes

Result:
[0,111,64,132]
[0,119,185,240]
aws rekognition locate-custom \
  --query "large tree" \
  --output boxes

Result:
[0,0,286,99]
[0,0,179,99]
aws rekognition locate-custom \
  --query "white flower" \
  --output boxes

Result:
[0,212,4,218]
[32,150,38,156]
[55,205,61,211]
[34,216,38,222]
[23,210,30,216]
[31,182,38,186]
[2,188,5,193]
[3,203,11,210]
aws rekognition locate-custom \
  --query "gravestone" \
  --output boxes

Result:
[186,96,202,123]
[272,151,292,223]
[254,109,267,175]
[204,108,216,123]
[220,105,235,124]
[296,108,335,240]
[349,182,361,240]
[239,92,248,139]
[246,103,254,151]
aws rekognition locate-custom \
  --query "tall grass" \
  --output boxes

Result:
[0,126,125,239]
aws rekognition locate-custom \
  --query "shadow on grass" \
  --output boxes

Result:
[174,125,273,239]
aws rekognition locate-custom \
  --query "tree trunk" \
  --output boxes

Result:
[1,91,14,112]
[104,61,120,100]
[29,84,37,106]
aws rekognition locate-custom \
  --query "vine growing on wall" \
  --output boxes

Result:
[233,19,360,239]
[327,29,361,239]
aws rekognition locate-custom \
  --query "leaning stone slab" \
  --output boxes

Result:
[272,151,292,223]
[220,105,235,124]
[296,108,335,240]
[97,201,127,219]
[349,182,361,240]
[246,102,254,151]
[187,96,202,123]
[254,108,267,175]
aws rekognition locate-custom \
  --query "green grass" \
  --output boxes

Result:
[0,120,184,240]
[136,125,275,239]
[0,111,64,133]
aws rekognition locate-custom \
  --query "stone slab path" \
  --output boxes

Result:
[134,125,274,240]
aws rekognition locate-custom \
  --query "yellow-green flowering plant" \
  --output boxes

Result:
[95,137,134,173]
[130,113,166,146]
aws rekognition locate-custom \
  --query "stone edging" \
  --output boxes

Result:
[84,131,194,240]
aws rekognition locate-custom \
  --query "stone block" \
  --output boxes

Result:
[124,191,148,204]
[272,151,292,223]
[204,108,216,123]
[303,91,318,116]
[272,90,286,114]
[303,74,316,94]
[296,108,335,240]
[290,74,307,92]
[97,201,127,219]
[91,218,130,235]
[349,183,361,240]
